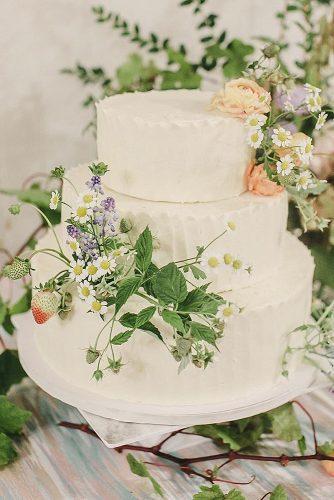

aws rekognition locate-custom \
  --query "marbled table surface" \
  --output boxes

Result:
[0,381,333,500]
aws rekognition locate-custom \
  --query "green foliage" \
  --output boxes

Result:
[153,263,187,305]
[0,351,26,395]
[221,39,254,78]
[194,402,303,451]
[0,396,31,467]
[115,276,142,313]
[270,485,288,500]
[193,484,245,500]
[135,226,153,274]
[126,453,164,497]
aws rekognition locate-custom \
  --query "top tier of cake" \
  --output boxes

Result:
[96,90,252,203]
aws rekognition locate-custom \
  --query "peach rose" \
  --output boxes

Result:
[210,78,271,118]
[322,453,334,477]
[246,162,284,196]
[275,132,309,166]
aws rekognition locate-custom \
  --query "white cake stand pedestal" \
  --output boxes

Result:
[16,313,328,447]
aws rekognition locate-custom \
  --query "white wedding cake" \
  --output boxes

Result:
[32,90,314,407]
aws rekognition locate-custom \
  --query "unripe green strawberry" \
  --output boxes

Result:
[31,291,59,324]
[2,257,31,280]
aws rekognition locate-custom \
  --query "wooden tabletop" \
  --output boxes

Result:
[1,381,333,499]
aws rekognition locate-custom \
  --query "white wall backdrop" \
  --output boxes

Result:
[1,0,286,253]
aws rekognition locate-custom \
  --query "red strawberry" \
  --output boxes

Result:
[31,291,59,324]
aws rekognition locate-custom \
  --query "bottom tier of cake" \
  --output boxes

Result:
[33,231,314,406]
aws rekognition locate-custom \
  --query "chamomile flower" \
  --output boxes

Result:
[315,112,328,131]
[276,154,294,176]
[296,170,314,191]
[77,191,97,208]
[67,238,81,255]
[88,298,108,315]
[305,93,322,113]
[112,246,129,259]
[70,259,88,282]
[297,136,313,164]
[200,252,220,272]
[96,255,117,277]
[49,190,60,210]
[73,204,92,224]
[78,280,96,302]
[247,129,264,149]
[245,113,267,129]
[304,83,321,94]
[271,127,292,148]
[86,261,100,281]
[217,302,239,323]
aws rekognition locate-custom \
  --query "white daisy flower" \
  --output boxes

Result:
[88,298,108,315]
[70,259,88,282]
[86,261,100,281]
[49,190,60,210]
[271,127,292,148]
[96,255,117,277]
[112,246,129,259]
[78,280,96,302]
[296,170,314,191]
[67,238,81,255]
[305,93,322,113]
[72,204,92,224]
[77,191,97,208]
[247,129,264,149]
[200,252,221,272]
[304,83,321,94]
[276,154,294,176]
[284,99,295,112]
[315,111,328,131]
[297,136,313,164]
[245,113,267,129]
[217,302,239,323]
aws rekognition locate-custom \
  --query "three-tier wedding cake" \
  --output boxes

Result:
[32,90,314,407]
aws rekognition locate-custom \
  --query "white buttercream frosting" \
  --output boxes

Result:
[96,90,252,202]
[61,164,288,291]
[33,231,314,406]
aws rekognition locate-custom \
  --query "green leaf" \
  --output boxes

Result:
[267,403,303,442]
[0,396,31,434]
[110,330,133,345]
[193,484,245,500]
[0,432,17,466]
[136,306,156,327]
[9,289,32,316]
[311,244,334,289]
[270,485,288,500]
[222,39,254,79]
[135,227,153,273]
[119,312,163,342]
[190,321,216,346]
[179,288,220,315]
[161,310,186,334]
[153,263,187,305]
[318,440,334,455]
[115,276,142,313]
[189,264,206,280]
[142,262,159,297]
[298,435,307,455]
[126,453,164,497]
[0,350,26,395]
[0,298,7,326]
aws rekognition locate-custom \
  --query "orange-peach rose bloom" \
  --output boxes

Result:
[246,162,284,196]
[210,78,271,118]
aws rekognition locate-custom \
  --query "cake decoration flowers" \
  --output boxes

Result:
[210,60,330,231]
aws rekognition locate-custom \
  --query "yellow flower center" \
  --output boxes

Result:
[73,264,83,276]
[223,306,233,317]
[305,143,312,154]
[249,117,258,126]
[69,241,77,251]
[208,256,219,268]
[83,194,93,204]
[278,131,287,141]
[100,260,110,270]
[76,206,87,218]
[87,264,98,276]
[228,221,236,231]
[251,132,259,142]
[91,300,102,312]
[81,286,90,297]
[113,249,121,257]
[223,253,233,265]
[281,161,290,171]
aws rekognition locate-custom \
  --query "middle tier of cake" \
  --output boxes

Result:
[62,164,288,291]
